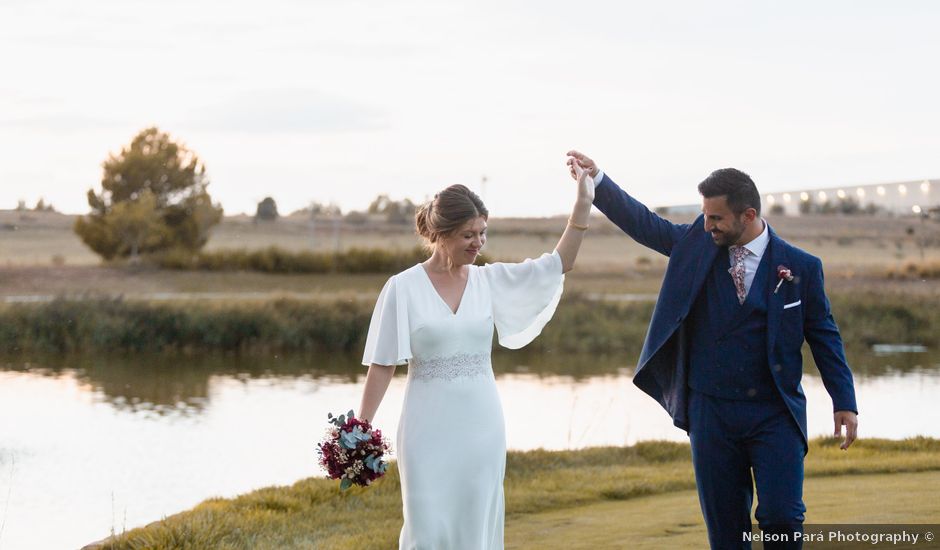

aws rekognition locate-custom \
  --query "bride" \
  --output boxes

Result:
[357,161,594,549]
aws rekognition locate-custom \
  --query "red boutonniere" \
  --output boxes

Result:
[774,265,794,294]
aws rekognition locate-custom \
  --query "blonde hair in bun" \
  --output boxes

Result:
[414,184,488,251]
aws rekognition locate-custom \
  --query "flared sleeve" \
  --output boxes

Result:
[361,275,411,366]
[483,250,565,349]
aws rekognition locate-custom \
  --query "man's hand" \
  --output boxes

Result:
[834,410,858,450]
[566,150,598,181]
[571,157,595,204]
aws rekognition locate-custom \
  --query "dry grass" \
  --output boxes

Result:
[2,258,939,302]
[0,266,391,298]
[3,210,939,272]
[885,260,940,280]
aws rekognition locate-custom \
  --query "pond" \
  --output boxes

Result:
[1,348,938,549]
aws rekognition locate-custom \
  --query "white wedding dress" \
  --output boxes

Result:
[362,251,564,550]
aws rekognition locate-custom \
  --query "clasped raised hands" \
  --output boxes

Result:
[566,150,597,204]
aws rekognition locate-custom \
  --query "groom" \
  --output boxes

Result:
[567,151,858,549]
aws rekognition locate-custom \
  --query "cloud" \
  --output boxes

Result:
[184,89,386,134]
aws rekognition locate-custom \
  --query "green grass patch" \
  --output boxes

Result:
[94,438,940,550]
[3,292,938,355]
[0,297,373,354]
[505,470,940,549]
[829,292,940,348]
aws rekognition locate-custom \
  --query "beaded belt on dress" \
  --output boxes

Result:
[408,352,491,381]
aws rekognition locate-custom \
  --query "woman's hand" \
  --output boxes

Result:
[571,156,595,204]
[566,150,598,178]
[555,153,595,273]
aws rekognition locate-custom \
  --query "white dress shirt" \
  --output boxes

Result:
[729,220,769,296]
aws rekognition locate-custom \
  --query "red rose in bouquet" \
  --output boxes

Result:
[317,410,391,490]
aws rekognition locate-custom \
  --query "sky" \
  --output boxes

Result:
[1,0,938,217]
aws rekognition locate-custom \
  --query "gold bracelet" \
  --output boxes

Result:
[568,218,589,231]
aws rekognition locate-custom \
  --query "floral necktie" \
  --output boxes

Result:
[728,246,750,305]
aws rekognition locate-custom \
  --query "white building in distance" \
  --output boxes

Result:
[662,178,939,217]
[764,179,938,217]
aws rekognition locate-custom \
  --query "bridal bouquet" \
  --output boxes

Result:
[317,410,390,490]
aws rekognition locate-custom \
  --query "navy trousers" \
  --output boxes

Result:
[689,390,807,550]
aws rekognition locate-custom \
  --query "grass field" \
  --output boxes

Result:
[88,438,940,550]
[505,470,940,549]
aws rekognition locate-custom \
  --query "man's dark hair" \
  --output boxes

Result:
[697,168,761,216]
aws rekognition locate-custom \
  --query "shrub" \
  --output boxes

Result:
[74,127,223,260]
[3,292,935,356]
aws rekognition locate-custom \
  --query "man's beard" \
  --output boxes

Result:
[710,221,745,246]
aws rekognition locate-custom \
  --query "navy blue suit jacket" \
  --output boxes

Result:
[593,175,858,443]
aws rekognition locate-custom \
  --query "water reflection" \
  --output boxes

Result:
[1,348,938,550]
[1,353,356,415]
[805,347,940,378]
[4,346,938,416]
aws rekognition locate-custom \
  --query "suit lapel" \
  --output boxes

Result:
[765,227,789,356]
[675,234,719,321]
[638,226,717,371]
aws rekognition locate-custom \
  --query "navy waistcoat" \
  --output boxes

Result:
[687,247,778,400]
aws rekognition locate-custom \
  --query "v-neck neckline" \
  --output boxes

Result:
[418,264,471,316]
